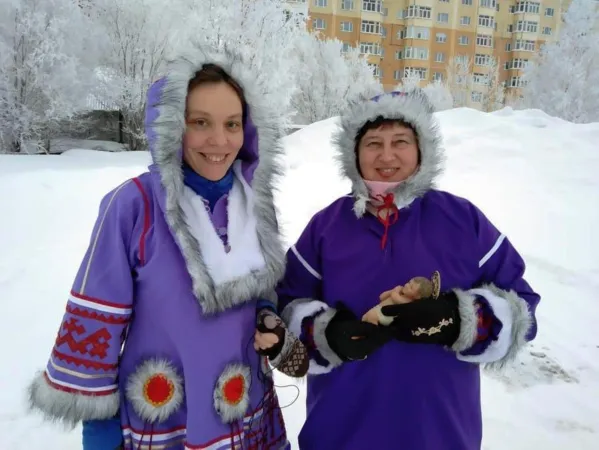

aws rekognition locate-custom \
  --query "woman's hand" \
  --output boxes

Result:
[326,302,392,361]
[254,308,310,378]
[379,292,461,346]
[254,309,285,358]
[253,329,280,353]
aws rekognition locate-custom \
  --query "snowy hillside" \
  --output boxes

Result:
[1,107,598,449]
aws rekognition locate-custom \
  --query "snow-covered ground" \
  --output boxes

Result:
[1,107,598,448]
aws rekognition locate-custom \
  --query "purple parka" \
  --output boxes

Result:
[277,90,541,450]
[27,43,290,450]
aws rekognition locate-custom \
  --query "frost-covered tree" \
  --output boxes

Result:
[395,70,422,93]
[172,0,307,125]
[446,55,472,108]
[291,32,381,124]
[481,56,505,112]
[521,0,599,123]
[0,0,104,153]
[86,0,182,150]
[422,80,454,112]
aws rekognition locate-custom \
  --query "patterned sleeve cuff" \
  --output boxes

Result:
[452,284,533,370]
[281,298,343,375]
[459,297,502,356]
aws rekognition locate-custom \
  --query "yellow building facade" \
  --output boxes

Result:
[288,0,569,104]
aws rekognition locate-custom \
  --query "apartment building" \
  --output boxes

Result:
[297,0,567,105]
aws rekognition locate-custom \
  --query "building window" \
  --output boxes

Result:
[475,54,492,66]
[439,0,449,3]
[368,63,381,77]
[361,20,382,34]
[507,24,513,32]
[514,39,535,51]
[478,15,494,28]
[513,1,540,14]
[458,36,469,45]
[405,6,432,19]
[545,7,554,17]
[516,21,538,33]
[542,27,552,35]
[509,77,524,88]
[340,21,353,32]
[433,72,444,81]
[360,42,382,55]
[400,26,430,39]
[460,16,471,26]
[471,91,483,102]
[404,47,429,60]
[314,0,327,7]
[462,0,472,5]
[341,42,352,53]
[362,0,383,13]
[476,34,492,47]
[313,18,326,29]
[473,73,488,84]
[507,58,529,69]
[437,13,449,23]
[341,0,354,10]
[404,67,428,80]
[480,0,497,8]
[505,42,512,51]
[395,50,403,60]
[436,32,447,43]
[435,52,445,63]
[456,55,469,65]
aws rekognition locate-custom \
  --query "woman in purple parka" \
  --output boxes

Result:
[27,42,307,450]
[277,90,541,450]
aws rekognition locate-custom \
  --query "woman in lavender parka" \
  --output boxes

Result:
[27,42,307,450]
[277,90,541,450]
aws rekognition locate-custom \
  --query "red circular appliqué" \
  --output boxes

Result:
[222,375,245,405]
[143,373,175,407]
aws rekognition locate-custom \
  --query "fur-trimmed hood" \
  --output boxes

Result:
[143,41,286,314]
[332,90,445,217]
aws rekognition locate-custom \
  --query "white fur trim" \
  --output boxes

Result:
[213,363,251,423]
[180,161,266,285]
[332,89,444,217]
[125,359,184,424]
[147,41,286,314]
[311,307,344,371]
[451,289,479,353]
[455,284,533,369]
[281,298,328,338]
[27,371,119,426]
[281,299,343,374]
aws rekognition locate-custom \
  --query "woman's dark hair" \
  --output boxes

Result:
[354,116,416,146]
[354,116,421,174]
[186,63,247,115]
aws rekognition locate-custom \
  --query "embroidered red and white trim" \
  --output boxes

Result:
[213,363,251,424]
[126,358,184,423]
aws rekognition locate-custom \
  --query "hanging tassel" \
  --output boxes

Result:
[135,423,154,450]
[374,193,399,249]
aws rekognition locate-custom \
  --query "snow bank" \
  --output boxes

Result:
[1,107,598,449]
